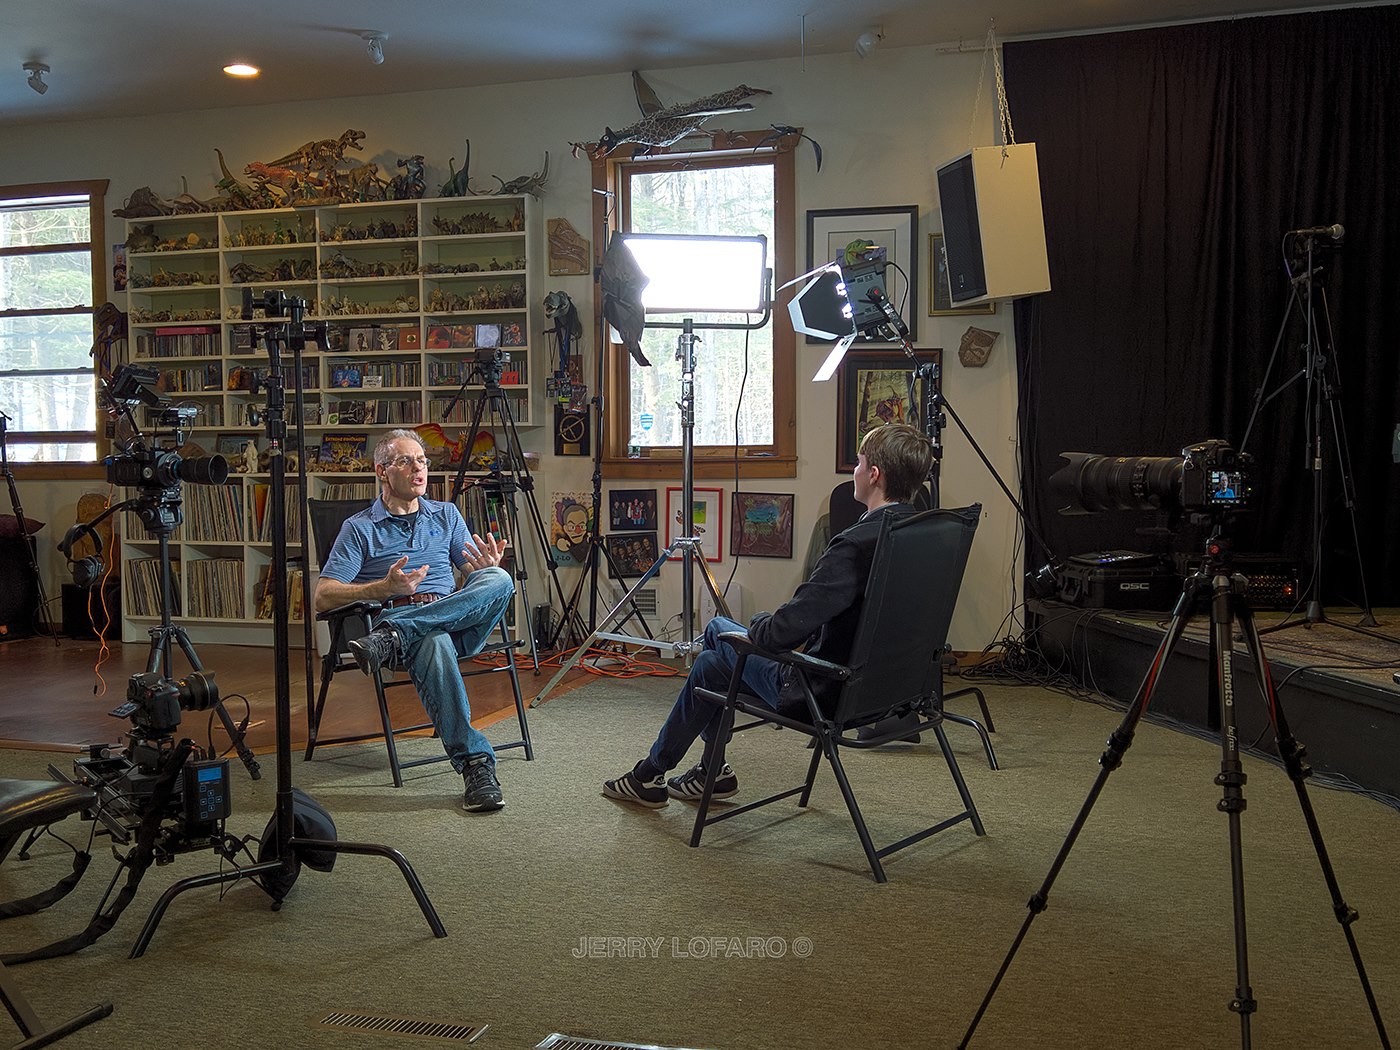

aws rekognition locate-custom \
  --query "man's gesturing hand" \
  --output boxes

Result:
[385,555,430,596]
[461,532,509,571]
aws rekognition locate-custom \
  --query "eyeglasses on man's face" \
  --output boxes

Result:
[388,454,429,469]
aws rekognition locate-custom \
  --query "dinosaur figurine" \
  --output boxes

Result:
[572,74,771,159]
[439,140,476,197]
[491,152,549,197]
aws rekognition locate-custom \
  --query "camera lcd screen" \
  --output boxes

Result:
[1208,470,1248,504]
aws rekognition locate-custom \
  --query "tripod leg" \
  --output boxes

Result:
[1233,598,1393,1047]
[1209,575,1256,1046]
[961,579,1200,1048]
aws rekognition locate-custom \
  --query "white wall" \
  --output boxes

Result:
[0,43,1025,650]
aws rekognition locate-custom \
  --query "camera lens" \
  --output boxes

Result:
[1050,453,1183,514]
[176,454,229,486]
[176,671,219,711]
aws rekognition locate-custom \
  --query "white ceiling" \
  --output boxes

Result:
[0,0,1375,130]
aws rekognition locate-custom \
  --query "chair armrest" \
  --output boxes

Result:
[315,599,383,623]
[716,631,850,681]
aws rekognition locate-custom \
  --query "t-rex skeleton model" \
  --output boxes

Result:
[262,129,367,182]
[571,73,771,159]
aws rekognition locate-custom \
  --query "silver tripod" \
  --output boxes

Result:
[532,320,733,705]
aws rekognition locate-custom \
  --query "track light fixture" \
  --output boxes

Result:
[361,31,387,65]
[24,61,49,95]
[854,27,884,58]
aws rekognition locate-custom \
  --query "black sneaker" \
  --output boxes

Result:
[348,626,399,677]
[667,762,738,801]
[462,757,504,812]
[602,769,669,809]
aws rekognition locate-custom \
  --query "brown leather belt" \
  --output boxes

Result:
[383,593,445,610]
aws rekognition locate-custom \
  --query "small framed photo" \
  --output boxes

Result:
[215,432,247,455]
[606,532,659,579]
[608,487,658,532]
[502,321,526,347]
[475,323,502,348]
[665,486,722,562]
[362,374,384,388]
[731,492,795,559]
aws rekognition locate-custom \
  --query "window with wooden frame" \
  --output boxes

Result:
[592,133,796,479]
[0,180,109,476]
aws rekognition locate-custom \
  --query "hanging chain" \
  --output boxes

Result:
[968,18,1016,149]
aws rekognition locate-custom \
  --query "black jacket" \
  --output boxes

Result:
[747,502,915,715]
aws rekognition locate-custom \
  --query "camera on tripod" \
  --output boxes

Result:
[1050,438,1253,517]
[72,669,232,855]
[472,346,510,384]
[101,364,229,533]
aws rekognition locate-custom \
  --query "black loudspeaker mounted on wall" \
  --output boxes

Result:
[936,143,1052,306]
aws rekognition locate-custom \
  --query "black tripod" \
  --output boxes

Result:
[443,353,574,673]
[0,412,57,641]
[81,493,262,782]
[961,521,1390,1049]
[1239,230,1389,642]
[127,292,445,957]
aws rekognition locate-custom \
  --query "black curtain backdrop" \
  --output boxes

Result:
[1006,6,1400,610]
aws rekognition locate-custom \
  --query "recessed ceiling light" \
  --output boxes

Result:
[223,63,260,78]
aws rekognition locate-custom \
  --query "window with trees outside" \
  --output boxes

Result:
[599,142,795,478]
[0,181,108,470]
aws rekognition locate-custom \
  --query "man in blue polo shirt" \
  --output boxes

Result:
[315,428,514,812]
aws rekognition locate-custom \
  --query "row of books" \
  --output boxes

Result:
[253,563,306,622]
[430,396,528,423]
[326,399,422,425]
[134,326,221,359]
[159,363,223,393]
[187,558,246,619]
[329,362,421,387]
[125,558,180,617]
[183,485,245,542]
[251,483,305,543]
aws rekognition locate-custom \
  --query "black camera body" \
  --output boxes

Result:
[1051,438,1254,517]
[72,669,229,852]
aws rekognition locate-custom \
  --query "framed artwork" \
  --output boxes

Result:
[606,532,659,578]
[731,492,795,559]
[834,348,941,472]
[928,233,996,316]
[805,205,919,344]
[214,432,248,455]
[608,487,658,532]
[549,491,593,568]
[665,486,722,563]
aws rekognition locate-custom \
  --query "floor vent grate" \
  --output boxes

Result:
[535,1035,709,1050]
[317,1011,487,1042]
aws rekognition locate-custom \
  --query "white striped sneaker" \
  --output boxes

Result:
[667,762,738,801]
[602,770,668,808]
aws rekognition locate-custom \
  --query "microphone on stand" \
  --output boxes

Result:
[1287,223,1344,241]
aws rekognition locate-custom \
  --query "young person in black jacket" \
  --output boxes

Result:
[603,422,934,808]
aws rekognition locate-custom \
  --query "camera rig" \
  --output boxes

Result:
[1050,438,1254,519]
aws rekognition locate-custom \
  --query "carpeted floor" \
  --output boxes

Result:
[2,677,1397,1049]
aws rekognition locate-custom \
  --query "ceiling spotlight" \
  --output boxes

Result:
[362,31,387,65]
[854,27,884,58]
[23,61,49,95]
[223,63,260,78]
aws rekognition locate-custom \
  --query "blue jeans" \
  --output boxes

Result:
[647,616,783,774]
[375,566,515,773]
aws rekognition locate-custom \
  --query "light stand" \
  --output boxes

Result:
[547,210,657,651]
[126,291,446,957]
[532,233,772,706]
[1238,228,1390,642]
